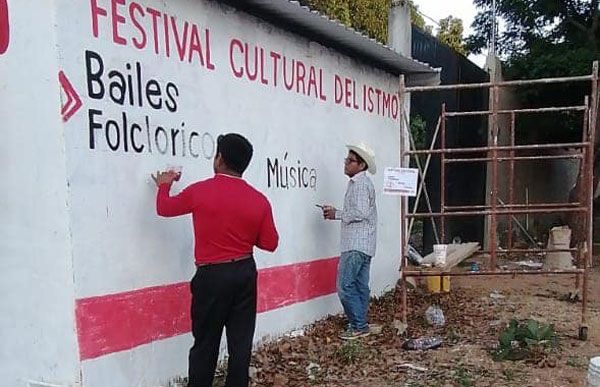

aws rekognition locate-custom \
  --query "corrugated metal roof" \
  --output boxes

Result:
[220,0,441,86]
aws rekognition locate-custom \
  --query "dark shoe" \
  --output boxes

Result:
[339,328,370,340]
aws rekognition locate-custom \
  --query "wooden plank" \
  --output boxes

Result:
[420,242,480,270]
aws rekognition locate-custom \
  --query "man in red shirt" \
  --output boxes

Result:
[152,133,279,387]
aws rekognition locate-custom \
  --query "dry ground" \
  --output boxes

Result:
[242,265,599,387]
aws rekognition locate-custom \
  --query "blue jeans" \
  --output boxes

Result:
[337,250,371,331]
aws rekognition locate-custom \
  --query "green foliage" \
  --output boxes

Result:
[306,0,436,44]
[494,319,558,361]
[410,114,427,149]
[437,16,467,55]
[566,355,588,369]
[467,0,599,57]
[307,0,470,56]
[307,0,389,43]
[335,340,365,364]
[468,0,599,144]
[408,0,433,34]
[409,4,427,31]
[451,364,474,386]
[409,115,427,169]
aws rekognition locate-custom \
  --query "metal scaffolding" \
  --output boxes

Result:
[398,61,599,340]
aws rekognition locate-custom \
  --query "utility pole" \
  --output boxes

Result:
[484,0,499,250]
[491,0,497,57]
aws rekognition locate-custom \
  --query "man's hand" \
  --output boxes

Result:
[322,205,337,220]
[151,170,181,187]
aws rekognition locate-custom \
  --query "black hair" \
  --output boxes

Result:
[216,133,253,174]
[349,150,368,172]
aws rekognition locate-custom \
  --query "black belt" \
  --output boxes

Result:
[197,254,253,267]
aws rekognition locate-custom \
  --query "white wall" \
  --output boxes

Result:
[0,0,81,386]
[2,0,405,385]
[56,0,401,298]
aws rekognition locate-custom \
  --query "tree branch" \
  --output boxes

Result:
[592,0,599,17]
[589,0,599,48]
[565,17,588,34]
[591,0,599,33]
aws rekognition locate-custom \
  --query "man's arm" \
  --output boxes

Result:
[338,183,371,224]
[256,202,279,252]
[153,170,193,217]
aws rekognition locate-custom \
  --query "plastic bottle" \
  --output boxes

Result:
[402,336,443,350]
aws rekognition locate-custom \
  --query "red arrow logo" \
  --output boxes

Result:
[59,71,83,122]
[0,0,9,54]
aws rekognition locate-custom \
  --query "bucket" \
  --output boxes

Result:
[586,356,600,387]
[546,226,573,269]
[433,244,448,266]
[550,226,571,246]
[426,275,450,293]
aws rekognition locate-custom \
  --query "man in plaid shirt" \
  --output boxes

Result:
[321,142,377,340]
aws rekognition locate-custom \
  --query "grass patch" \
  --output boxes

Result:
[335,340,366,364]
[453,365,473,387]
[566,355,588,369]
[493,319,558,363]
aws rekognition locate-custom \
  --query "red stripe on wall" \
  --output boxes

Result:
[257,257,339,312]
[76,256,339,361]
[75,283,191,361]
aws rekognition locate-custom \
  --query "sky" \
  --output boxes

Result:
[412,0,487,67]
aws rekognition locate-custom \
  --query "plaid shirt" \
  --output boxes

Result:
[335,171,377,257]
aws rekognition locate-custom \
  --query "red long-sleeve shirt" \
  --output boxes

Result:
[156,174,279,265]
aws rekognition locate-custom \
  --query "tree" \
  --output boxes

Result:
[468,0,600,240]
[305,0,433,44]
[467,0,598,146]
[467,0,599,59]
[408,1,434,34]
[437,16,468,55]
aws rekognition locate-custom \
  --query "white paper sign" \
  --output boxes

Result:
[383,167,418,196]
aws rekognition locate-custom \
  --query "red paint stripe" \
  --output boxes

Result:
[76,256,339,360]
[257,257,339,312]
[75,283,191,361]
[0,0,9,55]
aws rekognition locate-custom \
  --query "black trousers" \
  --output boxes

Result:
[188,258,257,387]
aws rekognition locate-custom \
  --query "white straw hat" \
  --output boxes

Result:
[346,142,376,174]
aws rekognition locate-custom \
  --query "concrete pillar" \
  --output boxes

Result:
[387,0,412,165]
[387,0,412,57]
[388,0,412,251]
